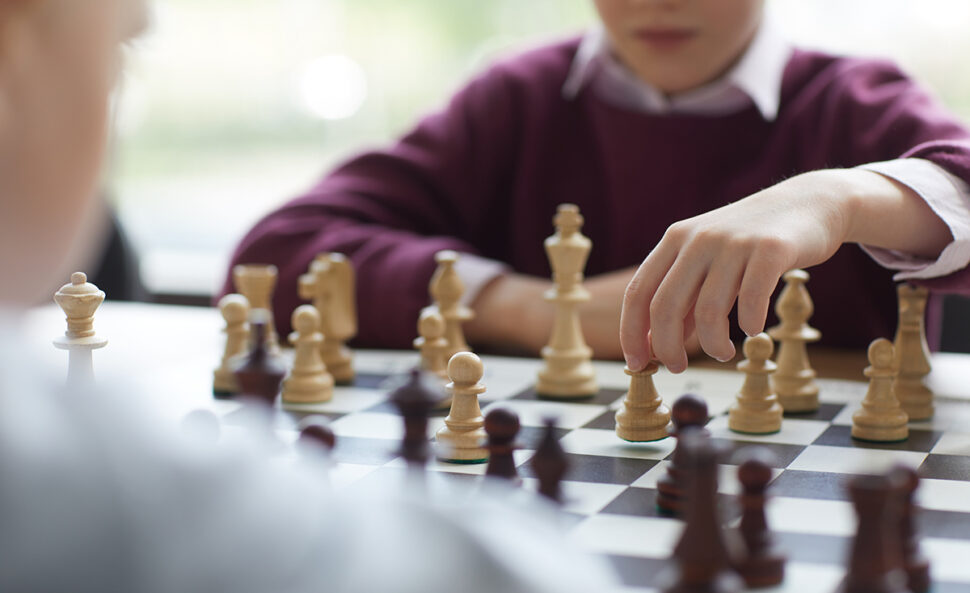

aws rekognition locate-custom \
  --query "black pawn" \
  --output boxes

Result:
[298,415,337,453]
[841,473,907,593]
[232,318,286,407]
[735,449,785,588]
[484,407,520,482]
[888,465,931,593]
[664,427,742,593]
[532,417,568,504]
[391,369,438,467]
[657,393,710,515]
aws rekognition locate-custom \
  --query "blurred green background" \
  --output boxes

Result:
[111,0,970,297]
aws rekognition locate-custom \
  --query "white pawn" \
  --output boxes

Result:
[767,269,821,412]
[615,362,671,442]
[414,308,452,410]
[429,251,474,359]
[436,352,488,463]
[852,338,909,442]
[282,305,335,404]
[53,272,108,387]
[729,333,783,434]
[894,284,933,420]
[213,294,250,395]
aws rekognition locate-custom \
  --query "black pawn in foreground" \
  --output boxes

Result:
[734,449,785,588]
[841,473,908,593]
[657,393,710,515]
[298,415,337,453]
[484,407,521,482]
[889,465,931,593]
[391,369,439,467]
[232,317,287,407]
[664,427,742,593]
[532,417,568,504]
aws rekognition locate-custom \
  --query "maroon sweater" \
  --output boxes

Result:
[227,39,970,350]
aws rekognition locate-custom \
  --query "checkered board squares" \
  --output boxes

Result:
[212,352,970,593]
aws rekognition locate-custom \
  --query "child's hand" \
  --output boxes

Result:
[620,168,951,374]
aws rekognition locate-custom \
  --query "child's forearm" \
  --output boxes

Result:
[838,168,952,258]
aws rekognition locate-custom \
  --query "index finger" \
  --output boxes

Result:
[620,244,677,372]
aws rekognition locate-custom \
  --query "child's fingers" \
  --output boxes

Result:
[620,246,677,372]
[648,256,705,374]
[693,256,744,363]
[737,245,791,336]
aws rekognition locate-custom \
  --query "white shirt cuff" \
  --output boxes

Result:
[454,253,511,307]
[857,158,970,280]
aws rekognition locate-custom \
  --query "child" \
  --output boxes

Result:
[0,1,612,591]
[227,0,970,371]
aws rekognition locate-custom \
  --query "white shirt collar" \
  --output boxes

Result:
[562,18,792,121]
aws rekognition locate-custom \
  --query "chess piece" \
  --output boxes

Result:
[536,204,598,399]
[391,368,439,468]
[734,449,785,588]
[663,428,743,593]
[436,352,488,463]
[657,394,710,516]
[852,338,908,442]
[888,465,931,593]
[232,311,287,406]
[893,284,933,420]
[767,269,821,412]
[532,417,568,504]
[484,408,521,482]
[297,415,337,452]
[232,263,280,352]
[615,362,671,442]
[728,333,783,434]
[297,253,357,383]
[841,473,908,593]
[414,308,449,381]
[53,272,108,386]
[428,250,474,359]
[213,293,250,396]
[282,305,335,404]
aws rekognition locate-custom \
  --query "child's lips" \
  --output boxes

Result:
[632,28,698,50]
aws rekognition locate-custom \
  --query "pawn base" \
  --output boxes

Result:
[728,403,783,435]
[777,391,820,413]
[851,421,909,443]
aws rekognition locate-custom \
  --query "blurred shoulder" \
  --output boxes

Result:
[783,48,920,103]
[462,35,582,100]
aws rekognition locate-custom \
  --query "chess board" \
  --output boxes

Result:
[208,351,970,593]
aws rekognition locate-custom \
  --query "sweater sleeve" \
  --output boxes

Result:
[225,67,521,347]
[825,58,970,294]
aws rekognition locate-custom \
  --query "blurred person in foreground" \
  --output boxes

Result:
[0,1,613,591]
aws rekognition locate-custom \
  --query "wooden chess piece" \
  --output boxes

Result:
[767,269,821,412]
[414,308,449,381]
[232,263,280,352]
[734,448,785,588]
[893,284,933,420]
[657,394,710,516]
[213,293,250,396]
[615,362,671,442]
[536,204,598,399]
[53,272,108,387]
[852,338,908,442]
[484,408,521,483]
[297,415,337,453]
[428,250,474,359]
[282,305,335,404]
[391,368,439,468]
[232,311,287,406]
[729,333,783,434]
[298,253,357,383]
[532,417,568,504]
[663,428,743,593]
[435,352,488,463]
[888,465,931,593]
[841,473,908,593]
